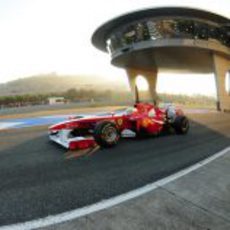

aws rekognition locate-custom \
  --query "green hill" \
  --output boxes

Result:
[0,73,127,96]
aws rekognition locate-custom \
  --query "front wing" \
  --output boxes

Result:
[49,129,96,150]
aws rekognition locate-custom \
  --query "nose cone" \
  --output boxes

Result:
[49,121,67,131]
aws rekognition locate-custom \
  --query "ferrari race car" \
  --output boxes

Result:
[48,102,189,150]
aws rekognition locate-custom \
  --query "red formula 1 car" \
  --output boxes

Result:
[48,102,189,150]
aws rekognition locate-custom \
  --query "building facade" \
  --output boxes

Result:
[92,7,230,111]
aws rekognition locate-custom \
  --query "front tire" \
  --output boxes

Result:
[94,121,120,147]
[173,116,189,134]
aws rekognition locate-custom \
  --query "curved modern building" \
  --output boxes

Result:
[92,7,230,111]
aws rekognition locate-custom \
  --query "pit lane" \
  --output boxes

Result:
[0,112,229,226]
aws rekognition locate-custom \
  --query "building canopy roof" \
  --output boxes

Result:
[92,7,230,52]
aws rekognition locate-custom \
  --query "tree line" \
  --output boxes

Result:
[0,88,113,108]
[0,88,216,109]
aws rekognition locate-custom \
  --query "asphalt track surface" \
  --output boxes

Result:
[0,112,229,226]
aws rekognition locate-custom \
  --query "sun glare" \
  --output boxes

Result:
[136,76,149,91]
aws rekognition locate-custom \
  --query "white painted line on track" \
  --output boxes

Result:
[1,146,230,230]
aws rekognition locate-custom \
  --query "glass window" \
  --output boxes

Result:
[108,18,230,55]
[147,20,162,40]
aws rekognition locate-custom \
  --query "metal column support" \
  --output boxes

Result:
[126,68,158,104]
[213,53,230,112]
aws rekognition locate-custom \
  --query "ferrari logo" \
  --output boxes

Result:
[117,118,123,126]
[142,118,153,127]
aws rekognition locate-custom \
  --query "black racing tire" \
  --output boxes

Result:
[94,121,120,147]
[173,116,189,135]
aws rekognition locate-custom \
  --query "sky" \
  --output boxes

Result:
[0,0,229,96]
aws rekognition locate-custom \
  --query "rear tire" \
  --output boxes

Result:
[173,116,189,134]
[94,121,120,147]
